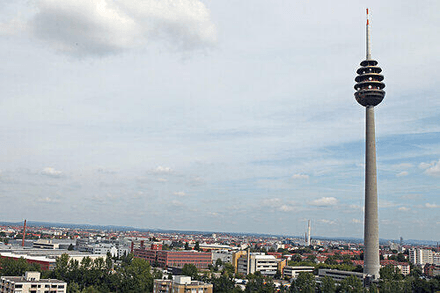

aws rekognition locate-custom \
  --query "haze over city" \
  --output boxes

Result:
[0,0,439,240]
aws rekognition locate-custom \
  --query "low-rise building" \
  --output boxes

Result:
[283,266,314,278]
[134,249,212,269]
[153,276,213,293]
[32,240,59,250]
[318,269,366,282]
[212,250,233,264]
[0,272,66,293]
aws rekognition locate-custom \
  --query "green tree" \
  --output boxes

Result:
[185,242,190,250]
[195,241,200,251]
[396,253,406,262]
[182,263,198,279]
[68,244,74,251]
[211,274,241,293]
[338,275,363,293]
[245,272,274,293]
[119,257,153,292]
[67,282,81,293]
[319,276,335,293]
[222,263,235,277]
[379,264,403,281]
[0,257,39,276]
[291,272,316,293]
[54,253,70,281]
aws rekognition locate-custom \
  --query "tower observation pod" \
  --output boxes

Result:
[355,9,385,107]
[354,9,385,280]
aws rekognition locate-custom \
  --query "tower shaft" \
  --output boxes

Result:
[364,105,380,278]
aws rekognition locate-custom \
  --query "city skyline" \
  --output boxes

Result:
[0,0,439,240]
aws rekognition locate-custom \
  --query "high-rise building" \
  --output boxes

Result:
[409,248,434,266]
[354,9,386,279]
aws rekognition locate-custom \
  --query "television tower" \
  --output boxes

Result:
[354,9,385,279]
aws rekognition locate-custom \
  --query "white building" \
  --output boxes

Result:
[237,253,278,276]
[433,252,440,265]
[212,250,233,264]
[409,248,434,266]
[33,239,59,250]
[0,272,66,293]
[318,269,366,282]
[283,266,314,278]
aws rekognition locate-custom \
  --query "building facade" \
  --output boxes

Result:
[0,272,66,293]
[134,249,212,269]
[237,253,278,276]
[283,266,314,278]
[153,276,213,293]
[318,269,366,282]
[409,248,433,266]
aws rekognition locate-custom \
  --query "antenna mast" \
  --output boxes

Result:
[366,8,372,60]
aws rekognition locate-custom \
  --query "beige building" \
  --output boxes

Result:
[409,248,434,266]
[153,276,213,293]
[0,272,66,293]
[237,253,278,276]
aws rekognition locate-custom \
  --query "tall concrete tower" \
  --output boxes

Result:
[307,220,311,246]
[354,9,385,279]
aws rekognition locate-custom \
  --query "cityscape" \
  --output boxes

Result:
[1,0,439,292]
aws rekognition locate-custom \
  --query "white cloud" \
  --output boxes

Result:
[419,162,433,169]
[279,205,295,212]
[262,198,282,206]
[351,219,362,224]
[379,200,398,208]
[41,167,63,178]
[292,174,309,179]
[262,198,298,212]
[7,0,216,57]
[398,206,410,211]
[173,191,187,197]
[171,200,184,207]
[309,197,338,207]
[154,166,173,174]
[400,194,423,200]
[348,204,362,210]
[392,163,413,169]
[157,178,168,182]
[318,219,336,225]
[396,171,409,177]
[423,160,440,177]
[425,203,439,208]
[37,196,60,203]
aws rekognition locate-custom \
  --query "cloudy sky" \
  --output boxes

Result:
[0,0,439,241]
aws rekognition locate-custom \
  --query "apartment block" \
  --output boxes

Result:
[0,272,66,293]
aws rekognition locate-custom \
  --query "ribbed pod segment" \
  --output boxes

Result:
[354,59,385,107]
